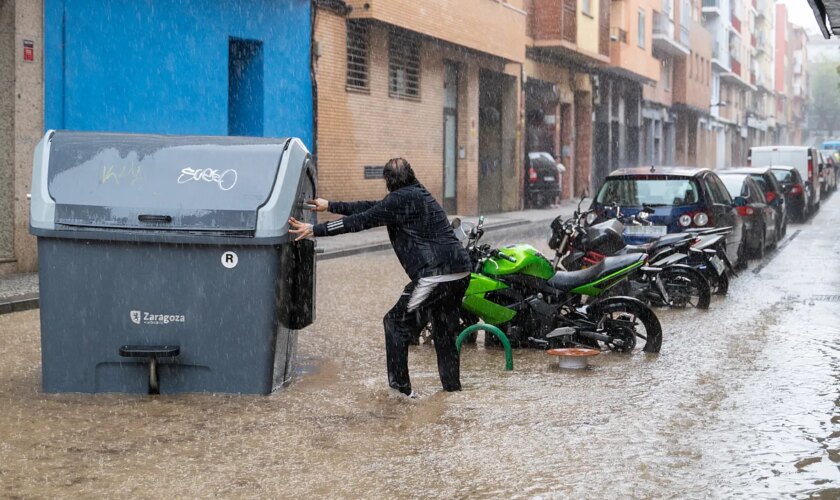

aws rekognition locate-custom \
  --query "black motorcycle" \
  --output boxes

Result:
[549,202,712,309]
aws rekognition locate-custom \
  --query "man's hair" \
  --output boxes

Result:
[383,157,418,192]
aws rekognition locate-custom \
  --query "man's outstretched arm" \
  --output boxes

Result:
[307,198,378,216]
[289,192,408,240]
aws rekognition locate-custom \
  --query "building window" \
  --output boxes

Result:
[638,10,646,48]
[662,59,672,91]
[346,21,370,91]
[389,30,421,100]
[583,0,592,17]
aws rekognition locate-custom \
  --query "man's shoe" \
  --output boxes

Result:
[389,388,417,399]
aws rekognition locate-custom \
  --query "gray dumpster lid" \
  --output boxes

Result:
[45,132,291,235]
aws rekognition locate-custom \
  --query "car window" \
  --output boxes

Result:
[596,177,701,206]
[750,174,768,193]
[704,174,732,204]
[772,169,793,184]
[711,175,734,204]
[745,179,762,204]
[718,175,746,199]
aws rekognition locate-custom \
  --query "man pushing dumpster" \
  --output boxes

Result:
[288,157,471,398]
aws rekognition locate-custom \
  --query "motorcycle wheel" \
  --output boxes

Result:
[589,300,663,353]
[659,266,711,309]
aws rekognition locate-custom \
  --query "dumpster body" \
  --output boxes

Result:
[30,131,316,395]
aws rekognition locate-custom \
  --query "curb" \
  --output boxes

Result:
[0,217,557,315]
[0,293,39,315]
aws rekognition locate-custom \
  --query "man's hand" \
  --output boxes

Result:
[288,217,314,241]
[306,198,329,212]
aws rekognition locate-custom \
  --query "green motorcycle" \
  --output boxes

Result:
[452,217,662,353]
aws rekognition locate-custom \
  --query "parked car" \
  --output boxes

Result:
[525,152,565,208]
[590,166,745,266]
[770,166,809,222]
[724,166,788,239]
[718,173,777,258]
[818,149,838,194]
[748,146,820,216]
[820,139,840,152]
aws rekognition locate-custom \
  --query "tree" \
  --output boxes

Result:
[809,63,840,136]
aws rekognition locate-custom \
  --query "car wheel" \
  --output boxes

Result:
[753,226,766,259]
[736,237,748,269]
[770,223,778,249]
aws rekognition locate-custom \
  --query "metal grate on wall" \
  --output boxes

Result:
[346,21,370,91]
[388,29,421,101]
[364,166,384,179]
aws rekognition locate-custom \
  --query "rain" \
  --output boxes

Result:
[1,0,839,497]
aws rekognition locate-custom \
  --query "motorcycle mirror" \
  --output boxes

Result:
[454,221,475,242]
[450,217,461,230]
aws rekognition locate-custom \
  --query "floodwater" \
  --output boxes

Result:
[1,201,839,498]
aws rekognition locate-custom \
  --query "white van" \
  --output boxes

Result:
[747,146,821,215]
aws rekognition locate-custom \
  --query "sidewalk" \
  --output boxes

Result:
[0,200,581,314]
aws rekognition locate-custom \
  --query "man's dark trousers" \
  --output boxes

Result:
[383,277,470,395]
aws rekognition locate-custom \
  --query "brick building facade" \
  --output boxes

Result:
[314,0,527,216]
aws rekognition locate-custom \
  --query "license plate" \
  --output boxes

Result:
[623,225,667,237]
[709,255,725,275]
[543,176,555,182]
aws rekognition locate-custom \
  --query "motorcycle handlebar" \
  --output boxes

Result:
[492,249,517,263]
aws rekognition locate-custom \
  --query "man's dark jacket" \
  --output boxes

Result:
[312,182,471,281]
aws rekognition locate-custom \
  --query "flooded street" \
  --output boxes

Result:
[1,200,839,498]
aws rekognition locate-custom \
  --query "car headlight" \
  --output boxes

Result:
[693,212,709,226]
[585,212,598,225]
[679,214,692,227]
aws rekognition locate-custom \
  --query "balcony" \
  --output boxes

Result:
[730,14,742,32]
[711,40,730,70]
[652,10,691,55]
[755,0,767,19]
[702,0,723,16]
[679,23,690,46]
[532,0,577,45]
[731,57,741,76]
[756,34,767,54]
[347,0,527,63]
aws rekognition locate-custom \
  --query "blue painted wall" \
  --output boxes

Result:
[44,0,312,147]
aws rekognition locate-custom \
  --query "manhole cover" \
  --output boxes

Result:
[811,295,840,302]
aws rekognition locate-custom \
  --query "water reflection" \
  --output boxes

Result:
[0,221,838,497]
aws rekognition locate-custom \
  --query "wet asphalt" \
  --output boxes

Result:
[0,195,838,498]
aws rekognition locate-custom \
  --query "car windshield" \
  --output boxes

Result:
[718,175,748,198]
[596,177,701,206]
[771,169,793,183]
[749,174,769,192]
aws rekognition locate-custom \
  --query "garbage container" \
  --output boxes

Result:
[30,131,317,395]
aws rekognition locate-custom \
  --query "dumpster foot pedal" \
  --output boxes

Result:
[119,345,180,395]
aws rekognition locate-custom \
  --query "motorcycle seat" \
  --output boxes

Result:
[548,254,644,292]
[617,233,692,255]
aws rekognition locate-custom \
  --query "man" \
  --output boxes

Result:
[288,158,472,397]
